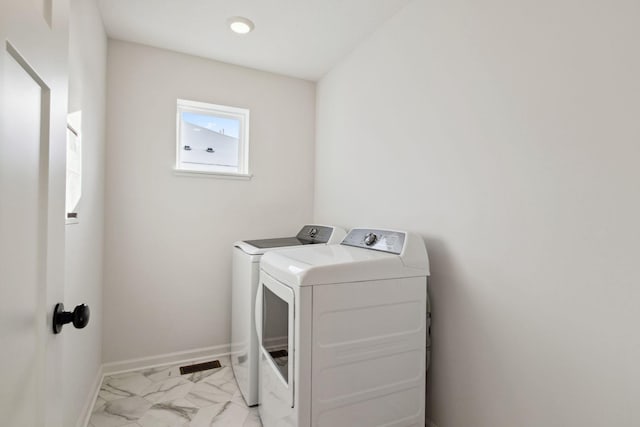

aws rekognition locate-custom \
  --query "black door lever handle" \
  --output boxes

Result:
[53,303,90,334]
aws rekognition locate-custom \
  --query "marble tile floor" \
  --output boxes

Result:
[88,356,262,427]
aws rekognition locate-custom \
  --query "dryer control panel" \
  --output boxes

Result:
[341,228,406,254]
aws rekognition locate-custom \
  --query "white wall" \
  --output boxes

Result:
[65,0,106,425]
[104,40,316,363]
[315,1,640,426]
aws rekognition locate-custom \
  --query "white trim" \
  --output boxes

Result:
[77,365,103,427]
[101,343,231,375]
[172,168,252,180]
[177,98,248,116]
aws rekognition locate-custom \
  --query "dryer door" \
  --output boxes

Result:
[258,273,295,408]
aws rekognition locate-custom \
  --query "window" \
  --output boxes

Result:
[66,111,82,224]
[176,99,250,177]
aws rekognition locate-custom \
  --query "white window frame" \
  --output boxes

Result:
[175,98,251,179]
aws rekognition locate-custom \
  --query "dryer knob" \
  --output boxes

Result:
[364,232,378,246]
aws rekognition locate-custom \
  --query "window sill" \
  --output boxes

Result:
[173,168,253,180]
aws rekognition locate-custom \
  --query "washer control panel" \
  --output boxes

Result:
[341,228,406,254]
[296,225,336,243]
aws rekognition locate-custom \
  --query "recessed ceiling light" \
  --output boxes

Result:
[228,16,255,34]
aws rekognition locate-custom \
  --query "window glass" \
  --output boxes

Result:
[262,285,289,383]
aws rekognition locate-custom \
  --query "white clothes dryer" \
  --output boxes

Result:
[231,225,346,406]
[256,228,430,427]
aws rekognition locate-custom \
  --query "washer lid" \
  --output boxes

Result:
[260,229,429,286]
[243,236,311,249]
[234,224,346,255]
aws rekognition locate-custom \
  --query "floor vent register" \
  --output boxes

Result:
[179,359,222,375]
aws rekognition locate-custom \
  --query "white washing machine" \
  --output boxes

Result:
[255,228,430,427]
[231,225,346,407]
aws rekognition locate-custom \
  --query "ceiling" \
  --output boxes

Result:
[97,0,412,81]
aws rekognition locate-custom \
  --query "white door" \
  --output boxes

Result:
[0,1,69,426]
[258,273,295,408]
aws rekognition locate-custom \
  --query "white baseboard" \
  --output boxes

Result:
[102,343,231,376]
[77,365,103,427]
